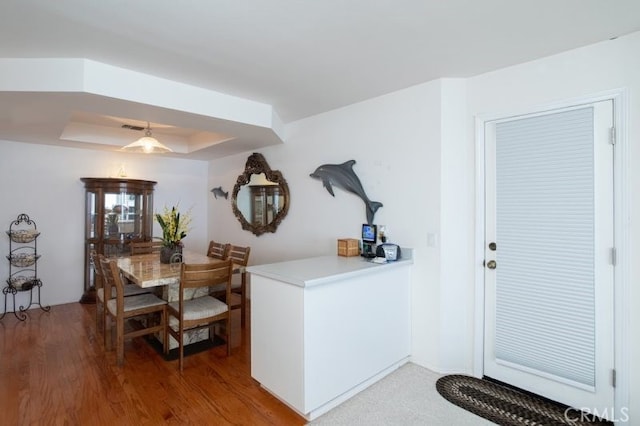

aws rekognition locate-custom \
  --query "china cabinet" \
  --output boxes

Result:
[80,178,156,304]
[250,184,282,226]
[2,213,50,321]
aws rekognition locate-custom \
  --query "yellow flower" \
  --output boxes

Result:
[155,204,192,247]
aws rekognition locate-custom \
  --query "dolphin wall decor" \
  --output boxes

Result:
[310,160,382,224]
[210,186,228,199]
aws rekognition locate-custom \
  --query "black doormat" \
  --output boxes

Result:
[436,375,612,425]
[144,335,225,361]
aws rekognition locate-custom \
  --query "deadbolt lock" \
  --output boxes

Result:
[488,242,496,251]
[486,260,497,269]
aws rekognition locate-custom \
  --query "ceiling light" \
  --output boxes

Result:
[121,122,172,154]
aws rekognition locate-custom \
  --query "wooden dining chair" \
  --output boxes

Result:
[207,240,230,260]
[100,255,168,366]
[90,250,108,337]
[91,250,152,340]
[130,240,163,255]
[227,245,251,327]
[166,260,233,372]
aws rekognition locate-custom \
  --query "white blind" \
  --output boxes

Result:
[494,107,595,387]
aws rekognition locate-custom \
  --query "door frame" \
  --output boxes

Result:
[473,88,630,416]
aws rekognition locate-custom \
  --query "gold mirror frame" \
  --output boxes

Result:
[231,153,290,236]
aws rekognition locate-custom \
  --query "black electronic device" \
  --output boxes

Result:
[361,223,377,257]
[376,243,401,261]
[361,223,377,243]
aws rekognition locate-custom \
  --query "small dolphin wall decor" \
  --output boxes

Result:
[211,186,228,200]
[310,160,382,224]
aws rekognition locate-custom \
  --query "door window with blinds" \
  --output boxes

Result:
[483,101,614,413]
[495,108,595,385]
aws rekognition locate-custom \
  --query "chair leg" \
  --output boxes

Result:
[208,324,215,343]
[96,302,102,334]
[102,304,107,336]
[116,315,124,366]
[227,317,231,356]
[164,313,170,356]
[105,314,113,350]
[178,324,184,373]
[240,272,247,328]
[162,308,168,356]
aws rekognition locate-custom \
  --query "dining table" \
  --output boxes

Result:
[116,250,226,350]
[116,250,223,288]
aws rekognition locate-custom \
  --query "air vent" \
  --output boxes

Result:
[122,124,145,131]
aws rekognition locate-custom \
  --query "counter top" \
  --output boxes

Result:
[246,249,412,288]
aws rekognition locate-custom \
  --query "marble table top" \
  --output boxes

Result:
[116,250,223,288]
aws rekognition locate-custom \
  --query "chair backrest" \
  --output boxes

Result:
[130,240,163,255]
[179,261,233,311]
[180,260,233,291]
[90,250,103,291]
[207,240,230,260]
[228,245,251,268]
[99,255,125,307]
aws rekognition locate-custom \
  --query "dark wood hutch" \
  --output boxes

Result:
[79,178,156,304]
[250,184,282,226]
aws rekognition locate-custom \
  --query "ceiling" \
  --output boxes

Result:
[1,0,639,160]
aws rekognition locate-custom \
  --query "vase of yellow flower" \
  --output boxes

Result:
[155,205,192,264]
[159,244,183,264]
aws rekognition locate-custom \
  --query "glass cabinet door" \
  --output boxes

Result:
[86,190,98,240]
[250,185,282,226]
[103,191,145,252]
[80,178,156,303]
[251,186,266,225]
[266,186,281,224]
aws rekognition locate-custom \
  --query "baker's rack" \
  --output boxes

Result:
[1,213,50,321]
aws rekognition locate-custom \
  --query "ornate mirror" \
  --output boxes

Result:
[232,153,290,236]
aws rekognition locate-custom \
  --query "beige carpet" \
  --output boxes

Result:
[309,363,494,425]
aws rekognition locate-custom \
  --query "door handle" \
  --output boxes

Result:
[486,260,497,269]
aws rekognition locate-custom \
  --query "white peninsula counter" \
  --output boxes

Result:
[247,251,413,420]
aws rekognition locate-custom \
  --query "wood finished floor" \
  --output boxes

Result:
[0,302,306,425]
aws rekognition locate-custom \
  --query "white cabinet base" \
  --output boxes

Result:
[261,357,409,421]
[249,255,412,420]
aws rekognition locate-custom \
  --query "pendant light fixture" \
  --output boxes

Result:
[121,122,172,153]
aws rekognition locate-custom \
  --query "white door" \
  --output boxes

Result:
[483,101,615,418]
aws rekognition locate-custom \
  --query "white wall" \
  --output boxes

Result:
[439,78,475,372]
[210,30,640,421]
[0,27,637,422]
[209,79,445,369]
[465,31,640,421]
[0,141,209,311]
